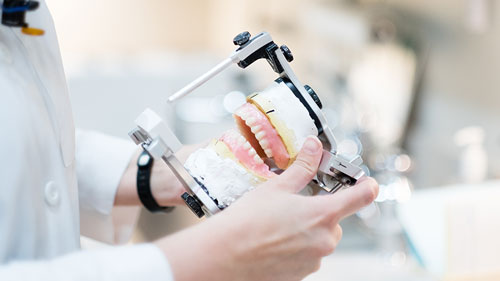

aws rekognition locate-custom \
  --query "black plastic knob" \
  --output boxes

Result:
[304,85,322,109]
[280,45,294,62]
[181,192,205,218]
[233,31,251,46]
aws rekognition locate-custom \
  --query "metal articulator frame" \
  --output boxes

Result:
[154,31,367,212]
[129,109,221,217]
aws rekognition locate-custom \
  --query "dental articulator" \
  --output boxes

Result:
[129,31,365,218]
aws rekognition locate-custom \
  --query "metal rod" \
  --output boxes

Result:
[167,57,235,103]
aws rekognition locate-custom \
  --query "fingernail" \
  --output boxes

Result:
[303,136,321,154]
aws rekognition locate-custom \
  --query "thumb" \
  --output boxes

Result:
[269,136,323,193]
[319,177,379,222]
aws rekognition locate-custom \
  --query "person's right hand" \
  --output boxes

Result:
[155,136,379,281]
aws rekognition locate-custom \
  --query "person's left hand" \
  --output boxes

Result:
[150,142,208,206]
[115,141,208,207]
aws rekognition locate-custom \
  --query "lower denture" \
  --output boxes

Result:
[234,103,290,169]
[220,129,275,179]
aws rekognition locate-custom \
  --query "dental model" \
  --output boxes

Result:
[130,31,365,218]
[184,81,318,207]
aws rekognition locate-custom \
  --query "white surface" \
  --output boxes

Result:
[396,180,500,277]
[305,252,435,281]
[397,189,447,275]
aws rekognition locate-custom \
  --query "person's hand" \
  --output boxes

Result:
[155,136,379,281]
[115,141,208,206]
[150,141,208,206]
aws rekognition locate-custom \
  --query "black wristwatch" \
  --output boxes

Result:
[137,150,175,213]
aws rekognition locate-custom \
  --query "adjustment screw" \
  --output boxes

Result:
[181,192,205,218]
[280,45,294,62]
[233,31,251,46]
[304,85,322,109]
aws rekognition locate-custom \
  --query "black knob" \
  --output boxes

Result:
[304,85,322,109]
[280,45,294,62]
[181,192,205,218]
[233,31,251,46]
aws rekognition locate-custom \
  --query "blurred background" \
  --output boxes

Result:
[45,0,500,280]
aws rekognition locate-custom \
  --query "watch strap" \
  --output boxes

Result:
[137,150,174,213]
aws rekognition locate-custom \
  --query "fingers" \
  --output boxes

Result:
[319,177,379,221]
[269,136,323,193]
[333,224,343,243]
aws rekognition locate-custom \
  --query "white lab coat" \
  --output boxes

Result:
[0,1,173,280]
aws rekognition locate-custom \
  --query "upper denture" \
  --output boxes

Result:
[234,103,290,169]
[248,82,318,165]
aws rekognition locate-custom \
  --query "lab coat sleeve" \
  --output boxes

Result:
[75,129,140,244]
[0,244,174,281]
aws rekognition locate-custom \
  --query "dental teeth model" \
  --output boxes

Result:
[184,81,318,207]
[130,31,366,218]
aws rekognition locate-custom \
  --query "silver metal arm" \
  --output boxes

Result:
[167,57,235,102]
[168,32,274,103]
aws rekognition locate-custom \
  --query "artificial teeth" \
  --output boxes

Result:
[250,125,261,134]
[254,154,263,164]
[259,139,269,148]
[255,131,266,140]
[245,117,256,126]
[264,148,273,157]
[243,142,251,150]
[248,149,256,156]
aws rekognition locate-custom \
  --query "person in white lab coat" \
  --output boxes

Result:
[0,1,379,281]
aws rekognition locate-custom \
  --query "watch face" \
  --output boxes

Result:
[138,153,151,166]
